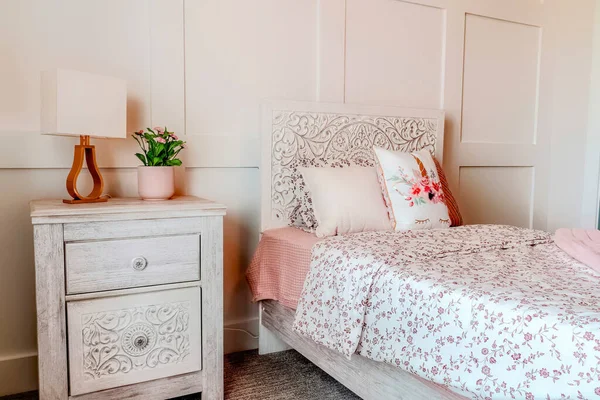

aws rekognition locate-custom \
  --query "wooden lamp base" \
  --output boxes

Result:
[63,197,107,204]
[63,135,108,204]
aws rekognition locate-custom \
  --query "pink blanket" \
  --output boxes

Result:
[246,227,321,309]
[554,228,600,272]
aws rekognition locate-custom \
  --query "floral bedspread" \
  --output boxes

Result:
[293,225,600,399]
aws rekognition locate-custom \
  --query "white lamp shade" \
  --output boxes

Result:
[41,69,127,139]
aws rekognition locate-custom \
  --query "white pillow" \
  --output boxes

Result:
[373,147,451,230]
[299,167,392,238]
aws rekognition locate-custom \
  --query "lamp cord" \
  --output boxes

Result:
[224,327,259,339]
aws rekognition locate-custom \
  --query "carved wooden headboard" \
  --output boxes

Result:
[260,101,445,232]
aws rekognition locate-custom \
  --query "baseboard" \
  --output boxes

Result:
[224,317,259,354]
[0,352,38,397]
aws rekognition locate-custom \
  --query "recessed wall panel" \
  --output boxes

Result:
[185,167,260,324]
[459,166,533,228]
[345,0,445,109]
[462,14,541,144]
[0,0,152,134]
[184,0,318,136]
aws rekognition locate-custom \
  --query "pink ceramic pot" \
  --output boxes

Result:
[137,166,175,200]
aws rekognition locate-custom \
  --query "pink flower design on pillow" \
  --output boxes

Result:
[388,162,445,207]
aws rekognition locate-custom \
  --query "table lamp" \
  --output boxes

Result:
[41,69,127,204]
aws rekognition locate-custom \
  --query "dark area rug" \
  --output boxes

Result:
[0,350,359,400]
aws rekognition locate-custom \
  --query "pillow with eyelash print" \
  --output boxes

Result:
[373,147,451,230]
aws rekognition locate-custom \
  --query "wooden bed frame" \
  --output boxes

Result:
[260,301,464,400]
[257,101,466,399]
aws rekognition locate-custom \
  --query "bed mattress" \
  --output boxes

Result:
[246,227,320,309]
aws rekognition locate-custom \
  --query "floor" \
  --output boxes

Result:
[0,350,359,400]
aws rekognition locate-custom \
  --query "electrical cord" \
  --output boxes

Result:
[224,327,259,339]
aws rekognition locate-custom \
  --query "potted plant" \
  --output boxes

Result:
[132,126,186,200]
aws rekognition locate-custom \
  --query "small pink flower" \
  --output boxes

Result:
[512,353,521,361]
[482,348,489,355]
[524,333,533,341]
[595,387,600,395]
[482,365,491,375]
[584,332,595,341]
[540,368,549,378]
[156,137,166,144]
[170,133,179,140]
[489,357,496,364]
[136,129,144,135]
[154,126,164,133]
[408,201,414,207]
[525,315,532,322]
[525,393,534,400]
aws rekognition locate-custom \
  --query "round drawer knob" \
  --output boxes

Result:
[131,256,148,271]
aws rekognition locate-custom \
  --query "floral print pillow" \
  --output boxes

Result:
[373,147,450,230]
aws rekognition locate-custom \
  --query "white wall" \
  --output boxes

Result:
[546,0,597,231]
[0,0,597,396]
[582,0,600,229]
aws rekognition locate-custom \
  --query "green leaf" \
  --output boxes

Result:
[135,153,147,166]
[170,159,182,166]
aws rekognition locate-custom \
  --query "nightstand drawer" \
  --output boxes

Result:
[65,234,200,294]
[67,286,202,396]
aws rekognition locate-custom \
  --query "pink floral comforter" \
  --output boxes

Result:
[293,225,600,399]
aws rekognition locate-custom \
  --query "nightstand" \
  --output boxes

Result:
[30,196,226,400]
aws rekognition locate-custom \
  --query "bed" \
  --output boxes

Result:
[251,101,600,399]
[248,229,465,399]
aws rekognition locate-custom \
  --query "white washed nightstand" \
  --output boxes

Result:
[30,196,226,400]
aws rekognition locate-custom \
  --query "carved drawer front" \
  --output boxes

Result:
[67,286,202,396]
[65,234,200,294]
